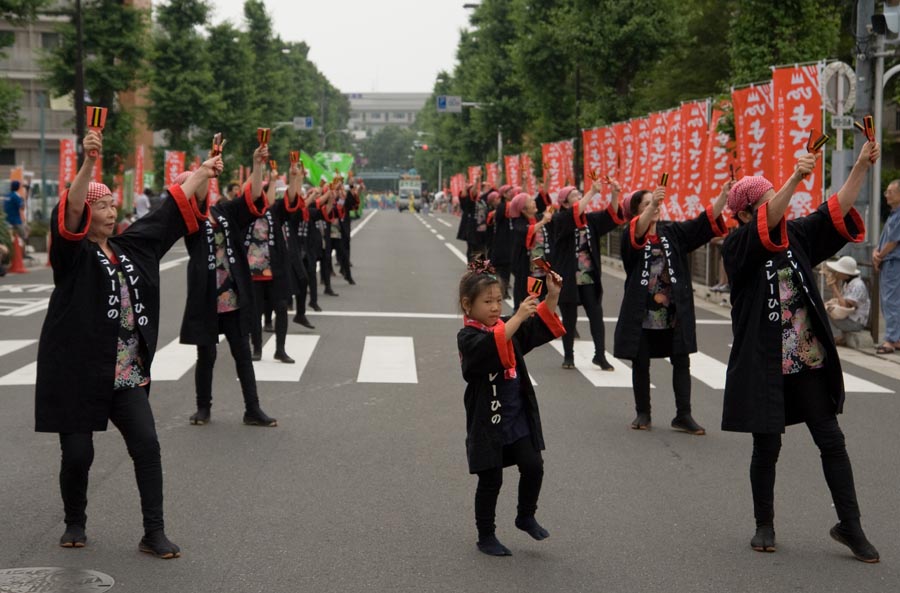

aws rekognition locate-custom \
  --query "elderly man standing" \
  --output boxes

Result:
[873,179,900,354]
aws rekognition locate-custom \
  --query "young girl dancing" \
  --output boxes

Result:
[457,259,566,556]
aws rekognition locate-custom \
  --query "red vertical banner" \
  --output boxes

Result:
[91,158,103,183]
[541,143,563,193]
[772,64,823,217]
[164,150,185,186]
[504,155,521,187]
[616,122,635,192]
[58,138,77,192]
[632,117,652,190]
[559,140,575,187]
[134,144,145,195]
[112,172,123,207]
[520,153,537,195]
[732,83,774,181]
[582,128,603,187]
[647,112,673,219]
[208,178,220,204]
[485,162,500,188]
[189,155,201,172]
[705,104,735,218]
[468,166,482,187]
[680,101,709,218]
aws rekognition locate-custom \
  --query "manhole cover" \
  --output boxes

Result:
[0,567,114,593]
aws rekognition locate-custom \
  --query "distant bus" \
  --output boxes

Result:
[398,175,422,198]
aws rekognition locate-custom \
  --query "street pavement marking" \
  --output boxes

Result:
[550,341,645,388]
[0,361,36,386]
[254,335,320,382]
[436,234,445,240]
[444,242,468,264]
[152,338,202,381]
[159,256,190,272]
[842,372,892,394]
[430,228,437,234]
[357,336,417,383]
[436,218,454,228]
[0,298,50,317]
[0,339,37,358]
[309,310,459,319]
[0,284,54,293]
[350,210,378,238]
[684,352,727,389]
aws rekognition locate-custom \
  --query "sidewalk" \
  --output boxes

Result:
[601,254,900,381]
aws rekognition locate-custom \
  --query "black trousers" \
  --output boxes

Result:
[339,221,352,279]
[559,283,607,360]
[304,250,318,307]
[494,263,511,297]
[320,238,334,291]
[630,328,691,416]
[251,281,287,354]
[195,309,259,411]
[750,370,861,526]
[474,437,544,537]
[59,386,163,533]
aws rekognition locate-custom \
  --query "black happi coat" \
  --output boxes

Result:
[456,191,476,242]
[245,194,305,301]
[613,206,727,360]
[180,188,267,345]
[721,196,865,434]
[339,191,359,238]
[36,185,201,433]
[534,190,553,217]
[510,217,533,284]
[297,200,326,260]
[491,199,513,267]
[550,202,627,304]
[458,302,566,473]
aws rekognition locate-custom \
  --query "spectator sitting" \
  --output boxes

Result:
[824,255,869,347]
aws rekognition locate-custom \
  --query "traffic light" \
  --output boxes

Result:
[873,1,900,38]
[421,144,429,151]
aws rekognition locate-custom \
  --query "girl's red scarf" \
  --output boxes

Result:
[463,316,517,379]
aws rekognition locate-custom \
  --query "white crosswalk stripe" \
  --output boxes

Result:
[0,336,893,392]
[357,336,417,383]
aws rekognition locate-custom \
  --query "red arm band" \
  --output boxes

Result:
[827,194,865,243]
[756,201,789,252]
[284,191,301,213]
[629,216,650,250]
[705,205,728,237]
[536,301,566,338]
[487,211,495,225]
[525,222,537,250]
[607,202,627,225]
[190,182,210,221]
[492,321,516,369]
[56,190,92,241]
[572,201,587,229]
[167,184,200,235]
[243,183,268,217]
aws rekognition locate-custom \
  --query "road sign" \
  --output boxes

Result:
[831,115,854,130]
[821,61,856,115]
[436,95,462,114]
[293,116,315,130]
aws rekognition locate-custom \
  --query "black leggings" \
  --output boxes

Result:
[559,283,607,360]
[750,371,860,526]
[631,329,691,416]
[59,386,163,533]
[195,309,259,411]
[296,251,316,311]
[251,281,287,353]
[474,437,544,537]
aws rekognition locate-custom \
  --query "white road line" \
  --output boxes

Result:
[550,341,646,388]
[429,228,437,234]
[0,361,36,386]
[350,210,378,238]
[254,335,320,382]
[436,234,445,240]
[151,338,201,381]
[159,256,190,272]
[10,299,50,317]
[842,373,892,394]
[0,339,37,358]
[0,284,54,293]
[685,352,728,389]
[357,336,418,383]
[436,218,453,228]
[309,310,459,319]
[444,242,468,264]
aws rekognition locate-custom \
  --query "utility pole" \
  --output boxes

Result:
[74,0,86,165]
[853,0,876,262]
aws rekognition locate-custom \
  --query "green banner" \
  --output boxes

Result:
[300,151,328,185]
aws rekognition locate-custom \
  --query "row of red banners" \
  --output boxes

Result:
[451,64,825,220]
[58,144,220,206]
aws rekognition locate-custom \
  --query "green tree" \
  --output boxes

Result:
[147,0,217,157]
[363,125,417,170]
[42,0,149,185]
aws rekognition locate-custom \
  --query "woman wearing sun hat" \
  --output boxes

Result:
[720,141,881,563]
[822,255,870,346]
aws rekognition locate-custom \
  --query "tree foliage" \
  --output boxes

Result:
[416,0,852,190]
[362,125,417,170]
[0,0,49,146]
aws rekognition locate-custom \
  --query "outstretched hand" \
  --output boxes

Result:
[200,155,224,178]
[514,295,538,320]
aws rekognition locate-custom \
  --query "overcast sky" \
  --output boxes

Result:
[210,0,472,94]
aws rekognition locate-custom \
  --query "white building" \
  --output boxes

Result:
[346,92,430,139]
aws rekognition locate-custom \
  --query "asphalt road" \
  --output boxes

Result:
[1,208,898,593]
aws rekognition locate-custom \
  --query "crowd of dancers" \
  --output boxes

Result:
[455,141,883,562]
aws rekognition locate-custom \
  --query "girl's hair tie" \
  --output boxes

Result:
[467,258,496,277]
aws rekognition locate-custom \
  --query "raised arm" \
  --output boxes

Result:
[765,152,817,229]
[837,141,880,217]
[250,144,267,198]
[65,131,103,233]
[712,179,733,219]
[634,186,664,238]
